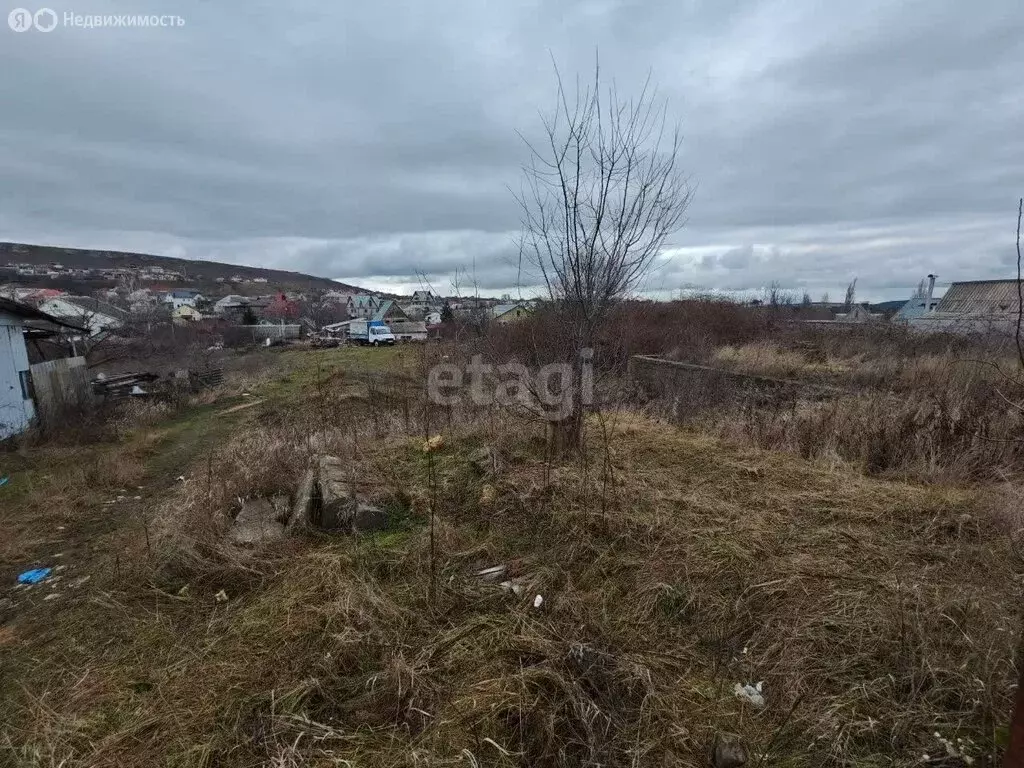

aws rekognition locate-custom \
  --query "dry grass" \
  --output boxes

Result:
[649,336,1024,484]
[713,342,837,380]
[2,366,1020,768]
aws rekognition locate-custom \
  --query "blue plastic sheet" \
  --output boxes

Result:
[17,568,51,585]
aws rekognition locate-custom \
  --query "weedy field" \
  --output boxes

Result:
[1,341,1021,767]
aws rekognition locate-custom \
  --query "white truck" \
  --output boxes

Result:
[349,319,396,346]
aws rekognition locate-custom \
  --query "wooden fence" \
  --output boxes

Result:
[29,356,92,427]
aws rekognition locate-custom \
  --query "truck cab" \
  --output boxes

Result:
[349,319,396,346]
[367,322,395,346]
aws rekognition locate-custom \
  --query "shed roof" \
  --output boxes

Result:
[0,297,83,330]
[935,280,1022,315]
[54,296,130,322]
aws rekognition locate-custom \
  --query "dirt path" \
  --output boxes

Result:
[0,395,253,644]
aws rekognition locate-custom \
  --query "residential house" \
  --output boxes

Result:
[214,295,250,315]
[372,299,410,326]
[0,298,75,439]
[410,290,438,309]
[164,290,203,310]
[38,296,127,336]
[833,304,883,323]
[246,296,274,317]
[348,294,379,319]
[490,303,531,324]
[322,290,353,305]
[892,294,937,321]
[894,274,942,324]
[172,305,204,324]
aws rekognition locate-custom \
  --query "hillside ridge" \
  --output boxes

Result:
[0,241,368,294]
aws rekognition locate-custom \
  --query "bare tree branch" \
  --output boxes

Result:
[516,60,691,341]
[1016,197,1023,370]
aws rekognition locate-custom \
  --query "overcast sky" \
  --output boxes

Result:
[1,0,1022,300]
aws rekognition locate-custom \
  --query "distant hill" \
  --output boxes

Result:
[0,241,371,296]
[869,300,908,314]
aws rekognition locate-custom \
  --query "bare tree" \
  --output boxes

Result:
[1017,198,1023,370]
[517,60,691,450]
[912,278,927,299]
[820,291,831,304]
[801,291,812,306]
[844,278,858,309]
[763,280,795,308]
[1003,197,1024,767]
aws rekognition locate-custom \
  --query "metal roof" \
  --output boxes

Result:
[894,297,941,322]
[372,299,407,321]
[0,297,83,330]
[934,280,1023,315]
[52,296,130,321]
[490,303,530,318]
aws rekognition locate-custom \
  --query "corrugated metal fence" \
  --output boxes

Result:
[29,356,92,427]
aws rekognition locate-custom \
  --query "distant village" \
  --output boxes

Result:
[4,258,1023,345]
[0,258,536,345]
[3,255,1024,444]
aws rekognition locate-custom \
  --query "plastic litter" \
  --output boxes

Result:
[533,594,544,609]
[475,565,507,582]
[215,589,229,603]
[17,568,52,585]
[0,476,9,488]
[733,681,765,709]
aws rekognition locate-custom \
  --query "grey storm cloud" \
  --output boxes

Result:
[1,0,1022,299]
